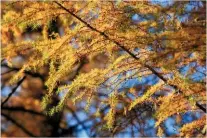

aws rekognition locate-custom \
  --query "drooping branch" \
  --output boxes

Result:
[1,76,26,107]
[54,1,206,113]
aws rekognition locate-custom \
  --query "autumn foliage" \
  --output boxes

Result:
[1,1,206,137]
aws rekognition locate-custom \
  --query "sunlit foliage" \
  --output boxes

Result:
[1,0,206,137]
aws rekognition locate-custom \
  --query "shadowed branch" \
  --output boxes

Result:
[1,112,37,137]
[1,76,27,107]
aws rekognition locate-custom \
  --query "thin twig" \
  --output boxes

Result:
[1,76,26,107]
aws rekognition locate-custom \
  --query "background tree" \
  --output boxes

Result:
[1,1,206,137]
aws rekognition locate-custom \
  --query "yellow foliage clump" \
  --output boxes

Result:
[180,115,206,137]
[129,81,164,110]
[155,94,189,127]
[157,126,164,137]
[104,93,118,129]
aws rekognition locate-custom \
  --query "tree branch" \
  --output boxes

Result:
[53,1,206,114]
[54,1,206,113]
[1,69,15,75]
[196,102,206,113]
[1,64,45,81]
[1,76,26,107]
[2,106,45,116]
[1,112,37,137]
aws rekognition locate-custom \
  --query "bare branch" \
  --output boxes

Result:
[1,112,37,137]
[1,76,26,107]
[2,106,45,116]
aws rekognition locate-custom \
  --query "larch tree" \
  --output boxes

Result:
[1,0,206,137]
